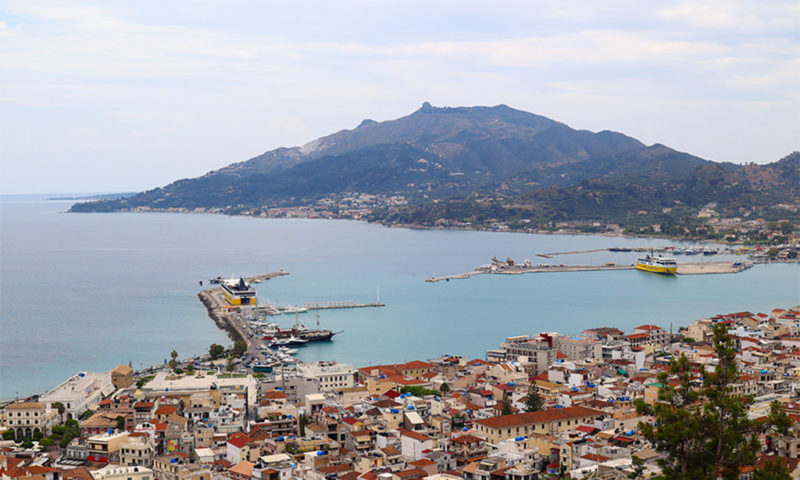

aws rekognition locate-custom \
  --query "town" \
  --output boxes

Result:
[119,193,799,251]
[2,306,800,480]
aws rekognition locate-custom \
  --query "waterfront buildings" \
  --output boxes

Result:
[296,362,355,392]
[1,304,799,480]
[41,371,114,421]
[4,402,57,440]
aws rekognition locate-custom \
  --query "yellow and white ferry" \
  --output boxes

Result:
[220,277,257,305]
[636,255,677,275]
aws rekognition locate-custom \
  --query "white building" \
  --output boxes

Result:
[41,371,114,420]
[296,362,355,392]
[91,465,153,480]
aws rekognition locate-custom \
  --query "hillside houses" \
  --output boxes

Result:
[2,305,800,479]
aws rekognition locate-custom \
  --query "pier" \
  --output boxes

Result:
[426,260,753,282]
[245,271,290,283]
[198,270,290,343]
[537,248,609,258]
[427,263,634,282]
[303,301,385,310]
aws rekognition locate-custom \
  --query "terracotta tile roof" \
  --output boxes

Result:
[634,325,663,331]
[475,406,603,429]
[398,428,432,442]
[228,461,254,477]
[402,360,434,370]
[227,436,254,448]
[450,434,483,444]
[339,472,360,480]
[581,453,610,462]
[24,466,60,474]
[386,376,425,386]
[5,402,45,410]
[380,446,401,456]
[154,405,177,416]
[625,333,650,340]
[394,468,427,479]
[576,425,598,434]
[757,455,800,472]
[60,468,94,480]
[80,412,118,428]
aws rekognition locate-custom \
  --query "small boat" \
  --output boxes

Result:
[279,306,309,314]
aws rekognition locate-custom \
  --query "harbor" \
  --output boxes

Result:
[426,252,759,282]
[198,270,385,370]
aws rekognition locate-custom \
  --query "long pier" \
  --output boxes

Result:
[198,270,290,342]
[537,248,609,258]
[426,261,752,282]
[426,264,634,282]
[303,301,385,310]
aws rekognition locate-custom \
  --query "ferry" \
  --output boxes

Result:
[220,277,257,306]
[636,255,678,275]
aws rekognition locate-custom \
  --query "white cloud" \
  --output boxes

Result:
[0,0,797,193]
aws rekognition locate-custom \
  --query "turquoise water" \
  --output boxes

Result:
[1,197,798,399]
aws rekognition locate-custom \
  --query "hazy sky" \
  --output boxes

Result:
[1,1,798,194]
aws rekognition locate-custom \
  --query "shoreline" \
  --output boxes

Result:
[63,206,763,247]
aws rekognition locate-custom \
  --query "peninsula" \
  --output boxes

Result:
[68,104,800,244]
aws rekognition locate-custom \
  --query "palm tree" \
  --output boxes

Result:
[169,350,178,371]
[52,402,65,423]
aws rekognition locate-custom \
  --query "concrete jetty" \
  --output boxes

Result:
[677,262,751,275]
[245,271,290,283]
[303,301,385,310]
[427,260,753,282]
[198,270,290,342]
[426,263,634,282]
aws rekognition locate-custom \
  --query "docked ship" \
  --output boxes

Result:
[636,255,678,275]
[220,277,257,306]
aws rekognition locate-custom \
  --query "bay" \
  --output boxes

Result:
[1,197,798,400]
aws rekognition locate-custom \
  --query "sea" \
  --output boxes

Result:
[1,195,798,400]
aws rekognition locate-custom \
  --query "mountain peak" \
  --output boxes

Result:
[417,101,434,113]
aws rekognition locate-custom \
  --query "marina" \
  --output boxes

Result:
[197,269,384,370]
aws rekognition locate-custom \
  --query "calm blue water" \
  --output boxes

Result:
[1,197,798,399]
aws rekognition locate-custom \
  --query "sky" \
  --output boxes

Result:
[0,0,798,195]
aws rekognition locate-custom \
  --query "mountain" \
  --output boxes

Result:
[70,104,798,224]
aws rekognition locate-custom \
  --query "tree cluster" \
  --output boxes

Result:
[636,324,792,480]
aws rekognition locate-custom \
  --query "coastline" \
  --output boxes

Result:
[64,206,750,247]
[5,201,795,402]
